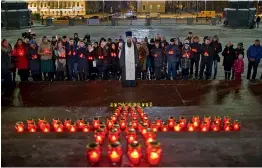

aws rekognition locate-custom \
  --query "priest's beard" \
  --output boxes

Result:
[127,42,132,48]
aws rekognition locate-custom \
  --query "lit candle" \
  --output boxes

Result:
[69,122,77,132]
[131,119,138,129]
[108,141,123,164]
[111,114,117,122]
[40,121,50,132]
[131,113,138,120]
[146,141,162,166]
[143,117,150,127]
[200,122,209,132]
[92,117,100,130]
[141,125,148,138]
[52,118,60,129]
[108,129,119,143]
[64,118,72,129]
[28,122,37,132]
[161,122,169,132]
[126,128,136,144]
[192,116,200,128]
[187,121,194,132]
[86,143,101,165]
[127,141,142,165]
[113,122,121,134]
[27,118,34,124]
[55,122,64,132]
[214,116,221,125]
[82,122,91,132]
[15,121,24,132]
[119,118,127,130]
[99,124,107,136]
[145,129,156,145]
[203,116,211,126]
[94,129,105,145]
[38,117,46,127]
[224,116,231,125]
[179,117,187,128]
[233,120,241,131]
[77,118,85,128]
[211,122,220,132]
[168,116,175,128]
[224,123,231,132]
[174,121,182,132]
[107,119,114,130]
[150,122,158,133]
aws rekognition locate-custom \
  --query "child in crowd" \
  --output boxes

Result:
[77,40,88,81]
[232,42,244,79]
[233,54,244,82]
[181,40,191,80]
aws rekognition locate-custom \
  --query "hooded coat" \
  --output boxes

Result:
[222,45,235,71]
[181,45,192,69]
[210,37,222,61]
[151,46,164,68]
[27,45,41,74]
[190,36,201,61]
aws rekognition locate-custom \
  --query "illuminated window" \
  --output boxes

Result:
[77,2,79,7]
[143,5,145,10]
[34,3,36,7]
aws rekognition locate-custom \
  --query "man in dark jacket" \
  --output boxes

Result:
[210,35,222,79]
[199,38,215,80]
[256,16,261,28]
[185,32,193,43]
[66,38,79,81]
[246,39,262,80]
[166,38,181,80]
[189,36,201,79]
[151,40,164,80]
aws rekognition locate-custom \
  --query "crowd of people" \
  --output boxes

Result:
[1,31,262,86]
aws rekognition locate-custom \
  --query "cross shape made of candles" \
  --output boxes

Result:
[14,104,241,166]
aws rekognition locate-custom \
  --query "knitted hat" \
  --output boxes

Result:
[237,42,243,48]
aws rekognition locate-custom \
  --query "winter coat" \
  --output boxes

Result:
[151,47,164,68]
[77,46,88,72]
[210,41,222,61]
[165,44,181,63]
[1,46,12,73]
[222,45,235,69]
[200,44,215,61]
[27,46,41,74]
[38,42,53,60]
[12,44,28,70]
[233,59,244,73]
[97,46,109,66]
[190,42,201,61]
[54,47,66,72]
[234,48,245,59]
[109,49,119,67]
[138,47,147,71]
[66,44,78,62]
[181,48,192,69]
[247,45,262,63]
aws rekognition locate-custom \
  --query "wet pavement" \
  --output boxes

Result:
[1,80,262,167]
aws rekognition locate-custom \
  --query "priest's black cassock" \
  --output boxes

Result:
[119,31,139,87]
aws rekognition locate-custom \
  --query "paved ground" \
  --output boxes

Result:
[2,24,262,80]
[1,80,262,166]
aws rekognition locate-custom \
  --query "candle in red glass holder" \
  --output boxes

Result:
[86,143,101,165]
[211,122,220,132]
[119,118,127,130]
[94,129,105,145]
[82,122,91,132]
[40,121,50,132]
[168,116,175,128]
[131,113,138,120]
[121,114,127,120]
[214,116,221,125]
[141,125,148,137]
[203,116,211,126]
[126,128,136,144]
[38,117,46,127]
[233,120,241,131]
[174,121,182,132]
[64,118,72,129]
[27,118,34,124]
[77,118,85,128]
[15,121,24,132]
[99,123,107,136]
[92,117,100,130]
[146,141,162,166]
[143,118,150,127]
[131,119,138,129]
[108,141,123,164]
[192,116,200,127]
[52,118,60,129]
[109,129,119,143]
[187,121,195,132]
[127,141,142,165]
[224,123,231,132]
[69,122,77,132]
[55,122,64,132]
[200,122,209,132]
[107,119,114,130]
[145,129,156,145]
[111,114,117,122]
[113,123,121,134]
[161,122,169,132]
[155,117,162,128]
[28,122,37,132]
[223,116,231,125]
[150,122,158,133]
[179,117,187,128]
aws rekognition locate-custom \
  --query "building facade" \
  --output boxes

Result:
[26,0,87,17]
[137,1,166,14]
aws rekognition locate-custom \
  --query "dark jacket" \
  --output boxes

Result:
[256,16,261,23]
[234,48,245,60]
[151,47,164,68]
[190,42,201,61]
[210,41,222,61]
[27,46,40,74]
[165,44,181,63]
[77,47,87,59]
[247,44,262,63]
[181,47,192,69]
[222,45,235,67]
[66,44,78,61]
[1,47,11,73]
[200,44,214,61]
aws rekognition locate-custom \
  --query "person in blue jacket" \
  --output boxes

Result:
[247,39,262,80]
[66,38,78,81]
[165,38,181,80]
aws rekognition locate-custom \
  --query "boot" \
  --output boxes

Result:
[74,72,79,81]
[225,72,228,80]
[231,72,235,80]
[228,73,231,80]
[79,73,83,81]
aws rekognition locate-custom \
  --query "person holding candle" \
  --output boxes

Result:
[87,44,96,80]
[210,35,222,80]
[12,39,29,81]
[77,40,88,81]
[38,36,54,81]
[151,40,164,80]
[109,43,120,80]
[66,38,78,81]
[54,41,67,81]
[27,41,41,81]
[189,36,201,79]
[181,40,192,80]
[97,38,108,80]
[222,41,235,80]
[136,42,148,80]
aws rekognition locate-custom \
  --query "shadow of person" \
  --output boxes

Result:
[214,80,233,105]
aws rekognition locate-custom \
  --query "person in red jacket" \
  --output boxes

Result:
[12,39,29,81]
[233,54,244,82]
